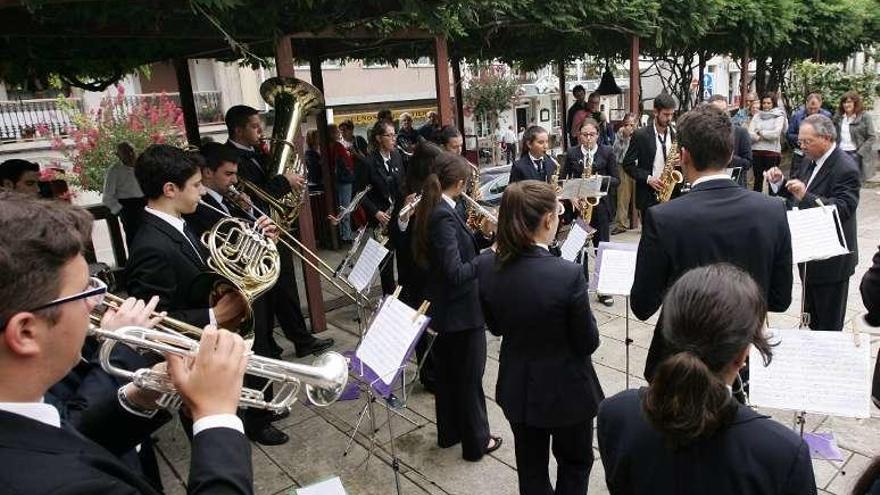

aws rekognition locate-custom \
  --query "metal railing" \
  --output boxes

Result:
[0,98,83,142]
[118,91,223,125]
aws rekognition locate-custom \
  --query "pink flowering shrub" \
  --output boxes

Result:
[44,85,185,192]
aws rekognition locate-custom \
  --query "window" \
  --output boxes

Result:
[409,57,434,68]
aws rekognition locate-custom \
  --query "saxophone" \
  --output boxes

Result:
[465,161,487,233]
[578,151,601,224]
[655,141,683,203]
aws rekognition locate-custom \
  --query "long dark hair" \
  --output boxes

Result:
[519,125,548,158]
[642,263,772,445]
[412,152,470,268]
[404,141,444,195]
[495,180,557,266]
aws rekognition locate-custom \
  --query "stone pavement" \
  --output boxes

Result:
[152,187,880,495]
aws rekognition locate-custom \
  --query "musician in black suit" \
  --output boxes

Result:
[224,106,333,364]
[630,104,793,382]
[354,120,406,295]
[599,264,816,495]
[0,192,254,494]
[709,95,752,186]
[509,125,555,184]
[765,113,861,331]
[476,180,603,495]
[412,152,502,462]
[182,142,289,446]
[127,144,247,331]
[622,93,678,215]
[860,244,880,407]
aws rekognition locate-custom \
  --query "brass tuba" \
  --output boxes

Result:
[238,77,324,227]
[655,141,683,203]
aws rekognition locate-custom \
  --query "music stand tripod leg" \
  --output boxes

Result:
[625,296,632,389]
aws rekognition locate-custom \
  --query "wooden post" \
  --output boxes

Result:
[173,58,200,146]
[274,35,327,333]
[452,56,466,152]
[629,36,641,229]
[740,47,750,108]
[433,35,454,126]
[309,54,339,250]
[558,60,568,151]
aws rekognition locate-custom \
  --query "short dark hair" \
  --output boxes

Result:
[0,192,93,329]
[572,85,585,94]
[707,94,727,104]
[200,142,240,172]
[135,144,201,200]
[520,125,548,157]
[377,109,393,122]
[579,118,600,133]
[369,120,394,148]
[643,263,772,445]
[805,92,822,104]
[438,125,462,146]
[677,103,733,171]
[654,93,677,111]
[225,105,259,136]
[0,159,39,185]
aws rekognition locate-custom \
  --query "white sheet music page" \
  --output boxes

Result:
[355,297,428,386]
[749,328,871,418]
[561,222,590,262]
[787,205,849,264]
[596,248,638,296]
[346,237,389,293]
[296,476,346,495]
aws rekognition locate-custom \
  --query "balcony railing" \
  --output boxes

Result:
[0,98,83,142]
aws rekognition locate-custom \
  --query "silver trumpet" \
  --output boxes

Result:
[397,194,422,219]
[88,324,349,413]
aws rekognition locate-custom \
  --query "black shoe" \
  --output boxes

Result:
[420,380,436,394]
[599,295,614,307]
[268,341,284,359]
[611,226,627,235]
[270,410,291,423]
[485,435,503,454]
[246,424,289,446]
[295,337,334,358]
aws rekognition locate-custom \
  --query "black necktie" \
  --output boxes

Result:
[803,160,818,185]
[658,133,667,162]
[182,224,205,264]
[534,158,543,176]
[220,196,234,215]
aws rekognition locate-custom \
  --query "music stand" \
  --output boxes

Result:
[592,242,639,388]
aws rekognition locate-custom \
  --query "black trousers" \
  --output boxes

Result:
[118,197,146,246]
[751,153,780,193]
[804,279,849,331]
[510,421,594,495]
[242,295,276,430]
[271,244,314,348]
[433,327,490,461]
[400,284,435,388]
[380,251,396,295]
[872,352,879,407]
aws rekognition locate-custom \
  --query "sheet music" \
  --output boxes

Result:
[355,297,429,386]
[749,328,871,418]
[595,245,638,296]
[787,205,849,264]
[346,237,389,292]
[296,476,347,495]
[560,222,590,262]
[559,177,607,201]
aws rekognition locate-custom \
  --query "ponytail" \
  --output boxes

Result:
[495,180,556,266]
[642,351,736,445]
[411,152,471,268]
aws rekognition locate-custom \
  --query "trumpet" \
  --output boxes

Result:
[89,293,205,339]
[88,324,349,412]
[226,185,371,307]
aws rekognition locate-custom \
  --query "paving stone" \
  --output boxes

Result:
[826,452,874,495]
[819,416,880,457]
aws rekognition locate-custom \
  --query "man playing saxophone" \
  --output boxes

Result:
[563,118,620,306]
[622,94,679,218]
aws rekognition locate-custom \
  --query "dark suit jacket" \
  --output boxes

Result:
[476,247,603,427]
[183,193,229,238]
[772,146,860,285]
[730,125,753,186]
[126,213,211,327]
[509,154,556,184]
[631,179,793,379]
[622,124,677,210]
[0,410,253,495]
[597,388,816,495]
[354,149,404,227]
[424,200,485,333]
[859,244,880,403]
[225,141,292,207]
[563,144,620,222]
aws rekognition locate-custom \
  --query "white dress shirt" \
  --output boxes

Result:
[441,193,457,210]
[691,174,734,188]
[0,399,243,435]
[580,145,596,168]
[205,188,230,215]
[650,125,670,180]
[528,153,544,172]
[769,143,836,193]
[102,162,143,215]
[839,116,857,151]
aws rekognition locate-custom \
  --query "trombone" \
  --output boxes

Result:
[222,186,371,308]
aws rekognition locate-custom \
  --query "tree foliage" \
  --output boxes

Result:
[788,60,880,112]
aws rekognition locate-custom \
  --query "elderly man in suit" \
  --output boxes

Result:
[630,104,793,381]
[622,93,678,217]
[766,113,861,331]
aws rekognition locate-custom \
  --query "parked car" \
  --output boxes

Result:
[479,173,510,207]
[479,164,511,186]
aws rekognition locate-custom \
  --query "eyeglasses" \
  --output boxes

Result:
[580,132,598,137]
[382,133,396,138]
[28,277,107,313]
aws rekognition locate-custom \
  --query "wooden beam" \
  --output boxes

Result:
[173,58,200,147]
[558,60,567,152]
[433,35,453,126]
[740,47,750,108]
[274,35,328,333]
[289,26,433,40]
[629,36,640,115]
[309,54,339,250]
[452,56,466,152]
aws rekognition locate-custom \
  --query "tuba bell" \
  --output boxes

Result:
[238,77,325,228]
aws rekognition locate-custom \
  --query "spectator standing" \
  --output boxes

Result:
[788,93,832,174]
[101,142,145,245]
[833,90,876,182]
[612,113,638,232]
[749,93,787,193]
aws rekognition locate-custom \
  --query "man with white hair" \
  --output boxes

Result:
[765,113,861,331]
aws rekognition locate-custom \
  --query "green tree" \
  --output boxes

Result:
[463,63,521,164]
[788,60,880,112]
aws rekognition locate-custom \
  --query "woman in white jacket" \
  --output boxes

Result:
[748,93,787,193]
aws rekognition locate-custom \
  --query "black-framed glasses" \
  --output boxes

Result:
[28,277,107,313]
[382,132,397,138]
